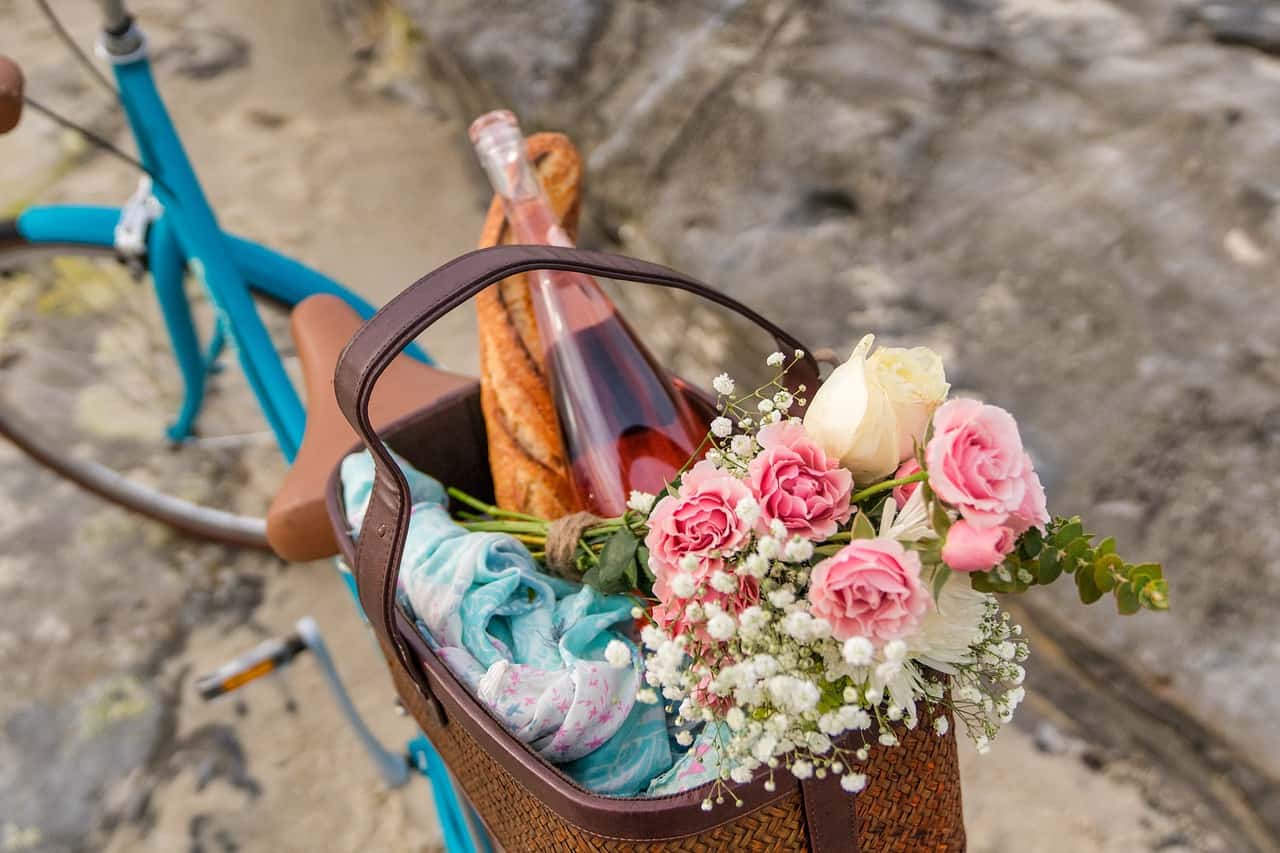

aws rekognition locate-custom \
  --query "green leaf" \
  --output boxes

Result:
[1075,565,1103,604]
[1139,578,1169,610]
[596,529,640,593]
[930,564,954,604]
[1020,527,1043,558]
[1036,547,1062,585]
[970,572,998,593]
[1115,581,1141,615]
[851,511,877,540]
[1096,536,1117,557]
[1054,519,1084,547]
[1093,554,1122,593]
[637,545,655,581]
[1130,562,1162,588]
[929,498,953,538]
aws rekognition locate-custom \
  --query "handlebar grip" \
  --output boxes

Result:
[195,631,308,700]
[0,57,23,135]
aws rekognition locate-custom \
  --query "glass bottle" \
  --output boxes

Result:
[470,110,709,516]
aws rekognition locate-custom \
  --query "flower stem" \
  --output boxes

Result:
[447,487,543,523]
[457,520,547,535]
[849,472,927,505]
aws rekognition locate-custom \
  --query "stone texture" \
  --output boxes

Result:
[4,0,1279,849]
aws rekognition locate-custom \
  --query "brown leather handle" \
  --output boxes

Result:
[334,244,819,718]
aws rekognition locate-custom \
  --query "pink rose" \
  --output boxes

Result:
[747,421,854,540]
[941,520,1016,572]
[645,460,754,578]
[925,398,1049,532]
[807,539,930,644]
[892,458,922,509]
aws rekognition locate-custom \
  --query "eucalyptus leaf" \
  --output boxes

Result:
[1021,527,1043,558]
[970,572,997,593]
[1115,581,1141,615]
[1037,548,1062,585]
[1131,563,1162,588]
[1139,578,1169,610]
[1076,565,1103,604]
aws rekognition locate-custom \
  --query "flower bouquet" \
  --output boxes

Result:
[451,334,1168,809]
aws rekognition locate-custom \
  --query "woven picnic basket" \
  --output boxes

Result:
[327,245,966,851]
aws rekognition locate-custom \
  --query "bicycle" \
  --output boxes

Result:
[1,2,489,850]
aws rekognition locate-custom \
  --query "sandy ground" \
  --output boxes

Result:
[0,1,1226,851]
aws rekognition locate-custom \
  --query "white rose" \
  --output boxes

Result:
[802,334,947,482]
[867,345,949,460]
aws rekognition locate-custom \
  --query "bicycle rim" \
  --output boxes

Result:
[0,225,293,549]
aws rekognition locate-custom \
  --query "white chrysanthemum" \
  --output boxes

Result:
[909,571,993,672]
[879,487,935,542]
[640,625,665,649]
[679,553,699,573]
[605,639,632,669]
[757,537,781,559]
[731,434,753,456]
[713,373,735,395]
[627,490,656,514]
[636,688,659,704]
[767,351,786,367]
[711,416,733,438]
[735,496,761,526]
[676,730,694,747]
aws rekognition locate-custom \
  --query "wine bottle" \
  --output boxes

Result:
[470,110,710,516]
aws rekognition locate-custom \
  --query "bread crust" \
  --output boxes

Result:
[475,133,584,517]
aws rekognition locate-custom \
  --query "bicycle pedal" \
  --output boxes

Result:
[196,630,307,701]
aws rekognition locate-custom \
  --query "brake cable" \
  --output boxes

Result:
[33,0,118,97]
[25,0,162,185]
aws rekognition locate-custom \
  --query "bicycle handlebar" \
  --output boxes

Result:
[0,56,22,134]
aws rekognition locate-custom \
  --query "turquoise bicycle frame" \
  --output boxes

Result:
[12,26,486,853]
[13,46,426,461]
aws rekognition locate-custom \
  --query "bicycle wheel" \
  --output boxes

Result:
[0,224,295,549]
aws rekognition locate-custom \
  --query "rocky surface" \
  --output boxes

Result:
[384,0,1280,848]
[2,0,1277,850]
